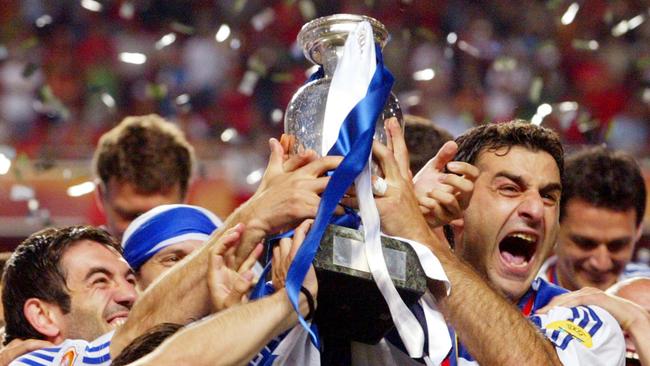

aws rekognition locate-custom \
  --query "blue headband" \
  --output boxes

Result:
[121,205,221,270]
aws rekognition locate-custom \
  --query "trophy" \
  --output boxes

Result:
[284,14,427,345]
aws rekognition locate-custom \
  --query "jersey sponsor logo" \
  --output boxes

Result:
[60,347,77,366]
[546,320,593,348]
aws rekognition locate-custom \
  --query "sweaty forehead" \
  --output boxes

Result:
[61,240,129,281]
[475,146,561,183]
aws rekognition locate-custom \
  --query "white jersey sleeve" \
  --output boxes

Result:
[529,305,625,366]
[10,331,114,366]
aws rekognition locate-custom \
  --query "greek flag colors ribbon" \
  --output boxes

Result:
[284,21,391,349]
[285,21,451,364]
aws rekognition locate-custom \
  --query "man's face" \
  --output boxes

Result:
[555,199,639,291]
[100,180,183,240]
[137,239,204,289]
[59,240,137,341]
[457,146,562,301]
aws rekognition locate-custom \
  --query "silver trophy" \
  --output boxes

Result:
[284,14,426,344]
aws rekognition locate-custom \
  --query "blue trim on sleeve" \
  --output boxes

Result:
[16,359,47,366]
[584,306,603,336]
[39,347,62,353]
[575,307,590,329]
[29,352,54,362]
[85,340,111,353]
[82,353,111,364]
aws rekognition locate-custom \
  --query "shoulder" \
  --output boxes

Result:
[11,332,114,366]
[529,304,625,365]
[621,261,650,279]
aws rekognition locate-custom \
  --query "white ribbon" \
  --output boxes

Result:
[321,21,451,361]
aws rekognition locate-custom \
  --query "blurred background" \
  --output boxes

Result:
[0,0,649,261]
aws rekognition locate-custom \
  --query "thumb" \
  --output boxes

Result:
[265,137,285,174]
[426,140,459,173]
[413,141,459,193]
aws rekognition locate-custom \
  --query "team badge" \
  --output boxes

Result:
[547,320,593,348]
[59,347,77,366]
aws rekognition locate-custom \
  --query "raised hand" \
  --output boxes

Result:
[536,287,648,333]
[271,219,317,299]
[233,137,343,263]
[413,141,479,228]
[208,223,263,311]
[370,118,435,246]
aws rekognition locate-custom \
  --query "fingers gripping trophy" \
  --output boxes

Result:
[281,14,439,354]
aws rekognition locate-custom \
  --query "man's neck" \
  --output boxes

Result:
[554,265,577,291]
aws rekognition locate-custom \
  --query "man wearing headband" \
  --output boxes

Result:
[121,204,222,289]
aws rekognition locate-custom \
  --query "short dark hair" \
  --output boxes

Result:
[0,251,13,281]
[453,120,564,181]
[111,323,183,366]
[561,146,646,227]
[404,115,453,174]
[93,114,195,198]
[444,120,565,245]
[2,226,121,344]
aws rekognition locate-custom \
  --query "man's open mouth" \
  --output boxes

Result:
[498,232,539,274]
[107,313,129,327]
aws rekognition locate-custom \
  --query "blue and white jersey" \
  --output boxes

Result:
[448,279,625,365]
[352,279,625,365]
[11,331,114,366]
[247,282,320,366]
[249,325,320,366]
[538,256,650,286]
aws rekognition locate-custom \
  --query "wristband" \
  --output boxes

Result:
[300,286,315,320]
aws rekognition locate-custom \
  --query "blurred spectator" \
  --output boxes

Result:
[537,146,649,291]
[92,114,195,239]
[403,114,453,174]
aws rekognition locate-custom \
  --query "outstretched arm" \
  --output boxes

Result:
[0,339,54,366]
[111,139,339,357]
[127,220,318,366]
[537,287,650,365]
[373,118,561,366]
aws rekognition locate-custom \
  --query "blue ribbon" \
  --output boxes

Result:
[250,206,360,301]
[285,43,394,346]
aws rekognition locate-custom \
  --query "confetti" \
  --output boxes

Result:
[170,22,195,35]
[0,153,11,175]
[215,25,231,43]
[571,39,599,51]
[412,68,435,81]
[528,77,543,103]
[560,3,579,25]
[35,14,53,28]
[119,2,135,19]
[155,33,177,50]
[119,52,147,64]
[238,70,259,96]
[298,0,316,20]
[80,0,103,12]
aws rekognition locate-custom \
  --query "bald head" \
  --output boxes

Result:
[607,277,650,312]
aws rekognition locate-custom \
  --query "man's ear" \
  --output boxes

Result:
[23,298,63,340]
[94,180,107,215]
[634,224,643,244]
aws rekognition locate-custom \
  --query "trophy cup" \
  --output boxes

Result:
[284,14,427,345]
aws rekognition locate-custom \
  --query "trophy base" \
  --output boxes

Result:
[313,224,427,344]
